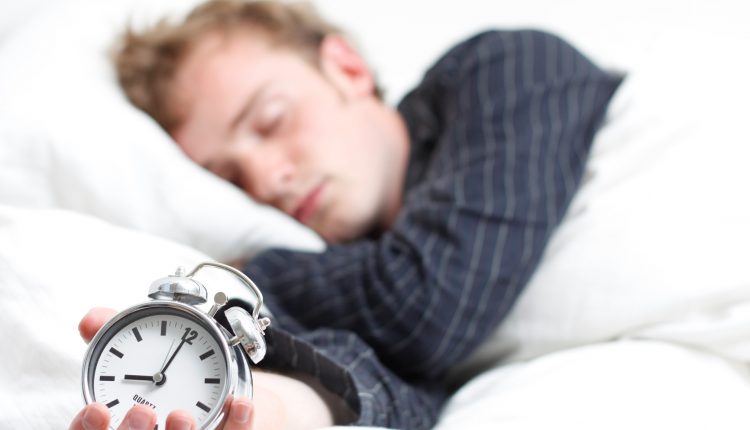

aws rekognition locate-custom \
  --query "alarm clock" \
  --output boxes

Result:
[81,262,270,429]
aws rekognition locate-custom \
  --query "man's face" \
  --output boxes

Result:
[171,31,406,243]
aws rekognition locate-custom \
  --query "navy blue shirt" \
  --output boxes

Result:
[244,30,622,428]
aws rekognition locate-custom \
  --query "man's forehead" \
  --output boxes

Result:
[174,29,309,109]
[170,31,305,163]
[171,33,270,135]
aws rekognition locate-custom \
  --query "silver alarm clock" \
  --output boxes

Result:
[81,262,270,430]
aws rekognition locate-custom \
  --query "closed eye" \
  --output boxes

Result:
[255,98,287,136]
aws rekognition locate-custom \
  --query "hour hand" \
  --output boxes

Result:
[123,374,154,382]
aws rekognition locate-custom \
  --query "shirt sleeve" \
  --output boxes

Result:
[244,30,622,380]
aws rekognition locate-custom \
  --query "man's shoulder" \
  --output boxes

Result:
[428,29,588,83]
[402,30,559,102]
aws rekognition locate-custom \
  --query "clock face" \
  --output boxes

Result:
[87,306,229,429]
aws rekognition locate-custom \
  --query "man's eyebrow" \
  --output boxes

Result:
[228,85,270,133]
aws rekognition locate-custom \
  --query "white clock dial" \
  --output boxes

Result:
[90,309,228,429]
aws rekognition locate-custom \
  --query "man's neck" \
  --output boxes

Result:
[379,108,411,230]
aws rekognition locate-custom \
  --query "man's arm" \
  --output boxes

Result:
[246,30,622,379]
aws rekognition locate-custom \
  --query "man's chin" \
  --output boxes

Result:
[318,229,347,245]
[315,222,360,245]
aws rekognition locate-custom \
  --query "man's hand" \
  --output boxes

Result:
[69,308,255,430]
[67,398,254,430]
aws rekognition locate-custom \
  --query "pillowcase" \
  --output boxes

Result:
[0,0,324,262]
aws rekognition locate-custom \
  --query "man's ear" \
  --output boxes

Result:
[318,34,375,100]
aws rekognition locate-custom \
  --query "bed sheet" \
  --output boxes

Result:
[3,206,750,429]
[438,340,750,430]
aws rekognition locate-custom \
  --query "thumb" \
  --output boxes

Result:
[222,397,254,430]
[68,403,110,430]
[115,405,157,430]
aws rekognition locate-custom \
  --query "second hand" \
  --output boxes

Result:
[153,338,176,385]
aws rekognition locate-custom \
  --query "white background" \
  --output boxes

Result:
[1,0,748,104]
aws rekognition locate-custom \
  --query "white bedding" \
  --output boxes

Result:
[1,0,750,428]
[2,205,750,429]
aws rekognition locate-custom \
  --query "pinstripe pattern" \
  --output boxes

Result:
[244,30,622,429]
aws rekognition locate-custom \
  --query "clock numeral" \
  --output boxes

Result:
[132,327,143,342]
[182,327,198,345]
[106,399,120,408]
[161,321,167,336]
[109,347,124,359]
[196,401,211,413]
[99,375,115,382]
[199,349,215,361]
[204,378,220,384]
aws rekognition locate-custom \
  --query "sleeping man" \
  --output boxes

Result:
[69,1,621,429]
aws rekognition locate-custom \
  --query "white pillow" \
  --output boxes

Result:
[0,0,324,262]
[439,341,750,430]
[0,204,374,429]
[0,205,209,427]
[452,30,750,380]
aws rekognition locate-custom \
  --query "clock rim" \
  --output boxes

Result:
[81,300,241,430]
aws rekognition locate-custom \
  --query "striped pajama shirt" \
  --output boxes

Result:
[242,30,622,429]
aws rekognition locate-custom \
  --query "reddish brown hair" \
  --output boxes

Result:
[114,0,346,132]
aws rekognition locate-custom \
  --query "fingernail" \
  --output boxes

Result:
[170,416,193,430]
[231,400,252,423]
[82,406,105,430]
[126,407,151,430]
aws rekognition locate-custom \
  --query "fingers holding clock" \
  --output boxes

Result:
[112,405,158,430]
[124,408,232,430]
[222,397,255,430]
[157,400,253,430]
[79,307,117,343]
[156,403,252,430]
[67,404,201,430]
[165,410,197,430]
[161,405,252,430]
[68,402,110,430]
[68,404,162,430]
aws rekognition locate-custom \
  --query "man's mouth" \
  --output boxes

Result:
[292,182,325,224]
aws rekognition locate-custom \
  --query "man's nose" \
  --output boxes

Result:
[236,145,295,205]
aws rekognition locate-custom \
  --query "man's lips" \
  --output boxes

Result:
[292,182,325,224]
